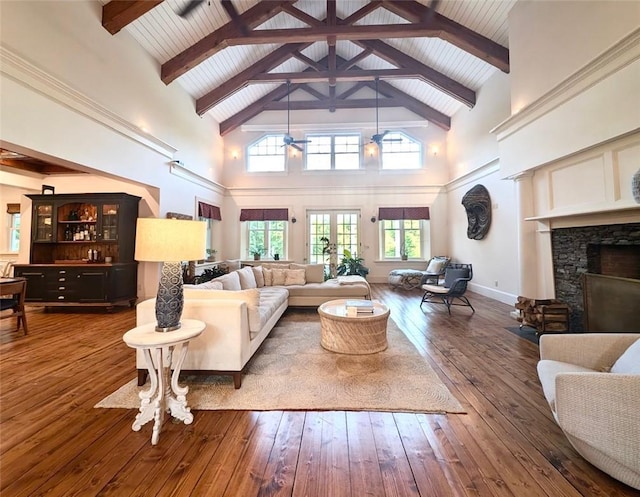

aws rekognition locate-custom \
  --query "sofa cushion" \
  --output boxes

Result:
[261,263,290,270]
[285,269,306,286]
[291,263,324,284]
[252,266,265,287]
[212,271,241,291]
[253,287,289,335]
[537,359,596,412]
[611,339,640,374]
[237,266,257,289]
[262,268,273,286]
[272,268,287,286]
[285,278,369,298]
[184,280,223,290]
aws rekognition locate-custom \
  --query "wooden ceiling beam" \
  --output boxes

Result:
[263,98,398,111]
[298,84,328,101]
[292,52,325,72]
[248,68,424,84]
[366,79,450,130]
[196,42,312,115]
[224,23,443,46]
[221,0,248,35]
[281,4,324,27]
[381,0,509,72]
[102,1,163,35]
[219,53,449,134]
[161,0,296,84]
[219,83,302,136]
[354,39,475,107]
[336,81,369,100]
[339,1,383,25]
[338,49,373,71]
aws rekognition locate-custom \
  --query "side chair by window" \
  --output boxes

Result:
[0,277,28,335]
[420,263,475,315]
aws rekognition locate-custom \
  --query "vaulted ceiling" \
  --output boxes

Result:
[103,0,514,135]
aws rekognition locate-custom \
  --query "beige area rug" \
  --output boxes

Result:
[96,312,464,413]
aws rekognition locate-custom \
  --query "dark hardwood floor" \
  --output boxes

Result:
[1,285,637,497]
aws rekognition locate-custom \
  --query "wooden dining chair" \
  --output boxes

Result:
[0,278,28,335]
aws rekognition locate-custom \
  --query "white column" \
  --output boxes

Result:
[512,172,538,297]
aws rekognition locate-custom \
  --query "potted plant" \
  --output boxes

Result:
[206,249,217,262]
[336,249,369,278]
[400,248,408,261]
[250,245,265,260]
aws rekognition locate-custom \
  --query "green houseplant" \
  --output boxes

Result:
[336,249,369,278]
[250,245,265,260]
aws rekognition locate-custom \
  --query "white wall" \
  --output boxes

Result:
[509,0,640,112]
[445,69,518,304]
[492,0,640,299]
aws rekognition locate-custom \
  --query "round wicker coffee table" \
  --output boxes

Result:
[318,299,390,354]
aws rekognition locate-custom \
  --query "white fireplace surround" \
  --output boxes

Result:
[493,29,640,299]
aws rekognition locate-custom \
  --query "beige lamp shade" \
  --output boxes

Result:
[135,218,206,262]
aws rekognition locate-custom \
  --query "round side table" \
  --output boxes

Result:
[123,319,205,445]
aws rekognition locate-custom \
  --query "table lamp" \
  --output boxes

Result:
[135,218,206,332]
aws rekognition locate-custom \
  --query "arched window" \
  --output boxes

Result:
[247,135,286,172]
[380,132,422,170]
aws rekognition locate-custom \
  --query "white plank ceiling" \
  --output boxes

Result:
[101,0,516,126]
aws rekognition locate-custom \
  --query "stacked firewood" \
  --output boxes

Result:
[515,296,570,333]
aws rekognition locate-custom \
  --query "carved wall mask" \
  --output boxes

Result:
[461,184,491,240]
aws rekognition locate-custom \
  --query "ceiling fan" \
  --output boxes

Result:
[369,78,403,147]
[282,80,311,152]
[177,0,208,18]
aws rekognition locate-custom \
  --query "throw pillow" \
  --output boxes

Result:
[262,267,273,286]
[271,268,287,286]
[212,271,241,291]
[426,257,448,274]
[251,266,265,288]
[237,266,257,289]
[284,268,306,286]
[611,339,640,374]
[291,263,324,283]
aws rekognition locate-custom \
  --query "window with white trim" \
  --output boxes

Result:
[381,219,429,259]
[381,132,422,169]
[9,213,20,252]
[247,135,286,172]
[305,134,361,170]
[247,221,286,259]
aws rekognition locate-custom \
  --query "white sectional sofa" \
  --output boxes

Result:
[135,263,370,388]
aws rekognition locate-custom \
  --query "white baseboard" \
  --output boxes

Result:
[468,283,517,306]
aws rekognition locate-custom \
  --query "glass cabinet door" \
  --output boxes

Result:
[34,204,53,241]
[102,204,119,241]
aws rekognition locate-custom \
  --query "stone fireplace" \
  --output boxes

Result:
[551,222,640,331]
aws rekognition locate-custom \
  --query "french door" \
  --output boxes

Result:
[307,210,360,264]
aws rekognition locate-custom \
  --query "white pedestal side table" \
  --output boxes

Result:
[122,319,205,445]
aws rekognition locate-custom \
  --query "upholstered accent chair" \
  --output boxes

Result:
[537,333,640,490]
[420,263,474,314]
